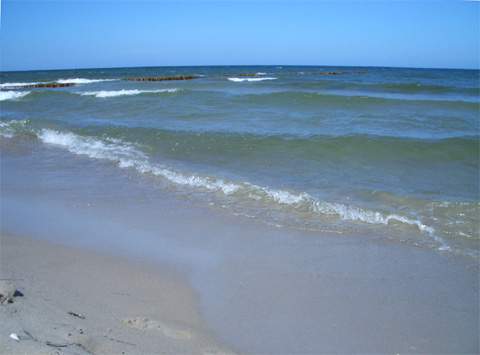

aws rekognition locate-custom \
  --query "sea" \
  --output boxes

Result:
[1,65,479,258]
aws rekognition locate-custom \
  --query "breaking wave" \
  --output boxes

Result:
[0,91,31,101]
[56,78,118,84]
[0,82,40,89]
[0,78,118,89]
[36,128,239,195]
[79,88,179,98]
[228,77,277,82]
[0,122,445,250]
[234,90,479,109]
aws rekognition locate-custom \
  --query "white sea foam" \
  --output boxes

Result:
[312,201,435,233]
[0,82,40,89]
[0,120,28,138]
[255,185,435,234]
[38,129,146,162]
[0,78,117,88]
[228,77,277,82]
[250,184,449,250]
[257,186,309,204]
[56,78,118,84]
[37,129,239,195]
[0,122,15,138]
[79,88,179,98]
[0,91,30,101]
[256,72,267,76]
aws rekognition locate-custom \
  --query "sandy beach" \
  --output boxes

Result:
[1,228,478,354]
[0,234,232,355]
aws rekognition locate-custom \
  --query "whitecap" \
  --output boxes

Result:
[0,91,30,101]
[56,78,118,84]
[228,77,277,82]
[79,88,179,98]
[0,82,40,89]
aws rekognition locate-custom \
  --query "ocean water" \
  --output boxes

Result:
[1,66,479,257]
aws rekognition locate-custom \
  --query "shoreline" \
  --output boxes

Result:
[0,234,232,355]
[1,114,478,353]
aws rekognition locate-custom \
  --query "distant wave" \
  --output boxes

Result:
[101,128,478,164]
[0,78,118,89]
[375,82,479,94]
[56,78,118,84]
[285,80,480,97]
[234,90,479,108]
[0,82,40,89]
[0,91,30,101]
[0,119,448,251]
[228,77,277,82]
[79,88,179,98]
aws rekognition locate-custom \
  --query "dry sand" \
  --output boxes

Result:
[0,234,232,355]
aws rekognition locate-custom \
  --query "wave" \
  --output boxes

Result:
[89,127,478,166]
[372,82,479,95]
[259,188,449,250]
[0,91,30,101]
[0,120,29,137]
[37,128,448,250]
[0,82,40,89]
[228,77,277,82]
[286,80,479,96]
[0,120,449,251]
[234,90,479,109]
[0,78,118,89]
[56,78,118,84]
[36,128,239,195]
[79,88,179,98]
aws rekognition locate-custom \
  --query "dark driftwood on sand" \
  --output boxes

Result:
[126,75,198,82]
[67,311,86,319]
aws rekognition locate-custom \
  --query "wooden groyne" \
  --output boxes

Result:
[126,75,198,82]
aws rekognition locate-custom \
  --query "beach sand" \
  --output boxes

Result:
[0,234,231,355]
[1,228,478,354]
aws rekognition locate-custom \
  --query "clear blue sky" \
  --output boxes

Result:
[1,0,478,71]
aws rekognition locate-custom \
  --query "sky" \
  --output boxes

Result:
[0,0,478,71]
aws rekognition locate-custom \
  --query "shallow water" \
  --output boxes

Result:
[1,65,479,257]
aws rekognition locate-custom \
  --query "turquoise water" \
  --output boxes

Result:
[1,66,479,256]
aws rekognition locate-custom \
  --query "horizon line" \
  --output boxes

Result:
[1,63,478,73]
